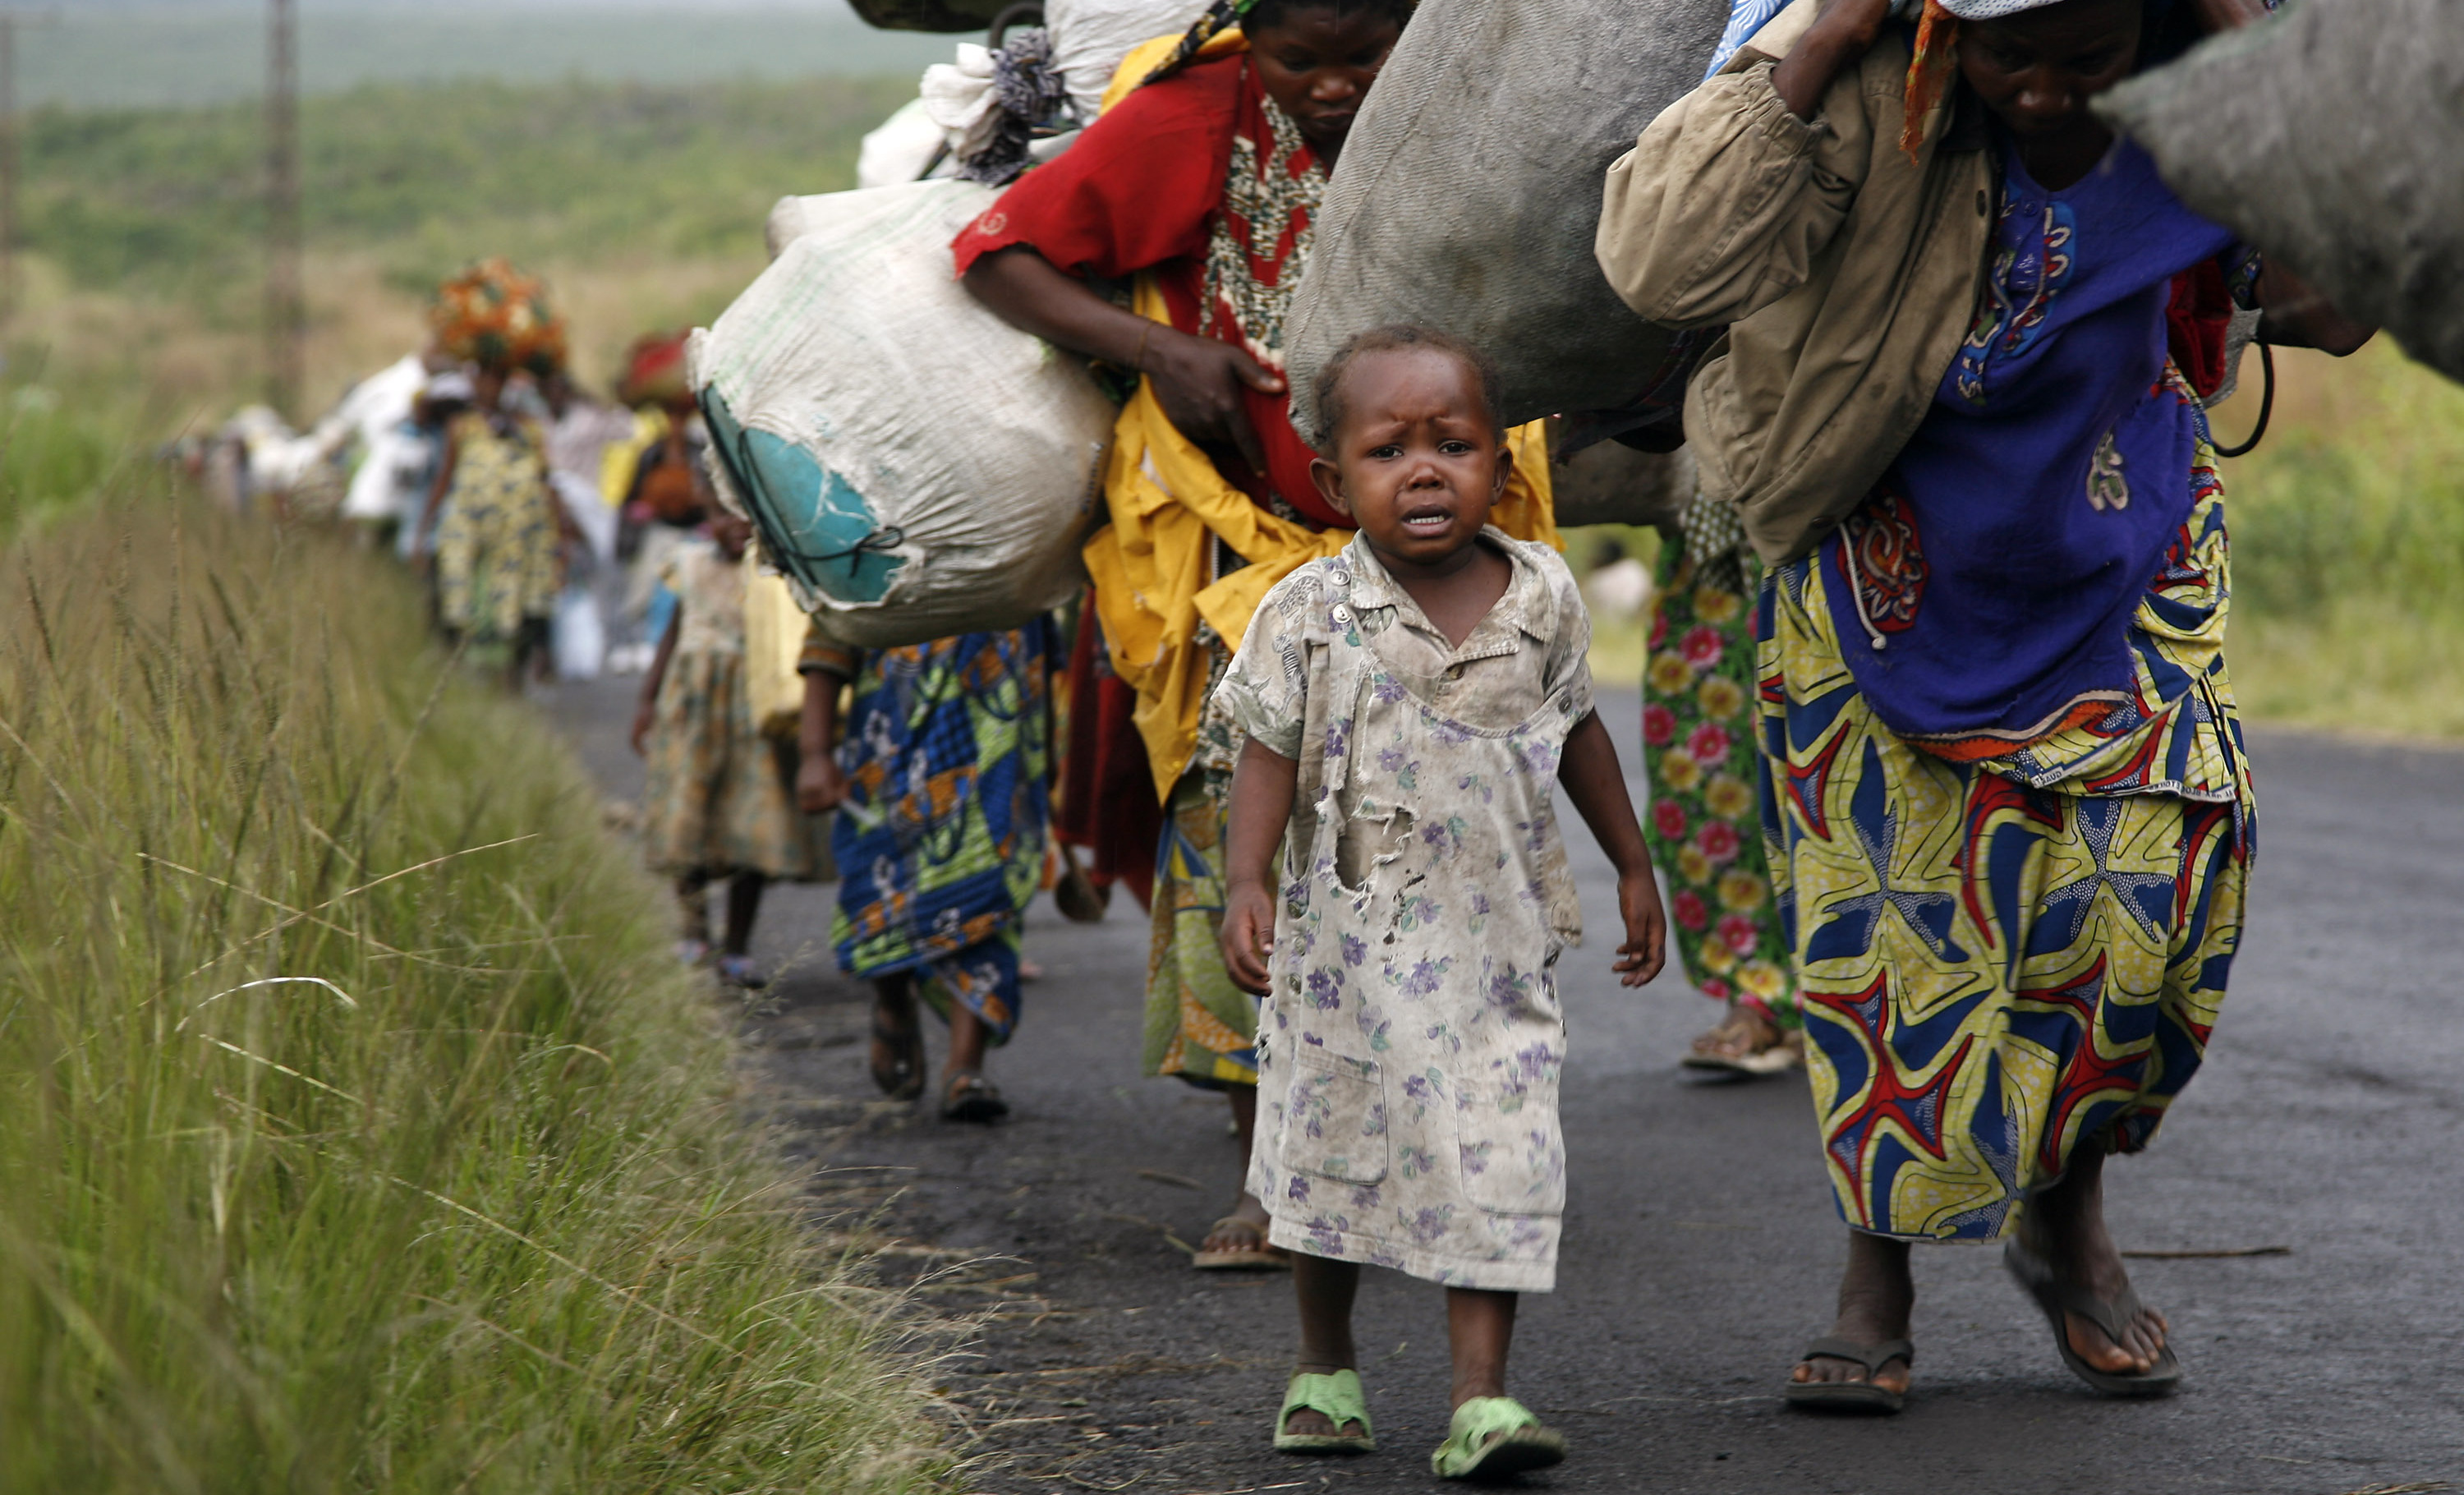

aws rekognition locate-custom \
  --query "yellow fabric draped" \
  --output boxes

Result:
[1084,282,1559,803]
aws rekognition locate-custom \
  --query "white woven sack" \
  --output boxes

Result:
[692,178,1115,650]
[1285,0,1731,436]
[1046,0,1215,122]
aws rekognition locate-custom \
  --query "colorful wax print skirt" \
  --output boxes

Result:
[641,650,827,881]
[1141,637,1262,1088]
[1643,513,1798,1025]
[434,416,560,645]
[1757,481,2250,1241]
[831,626,1052,1043]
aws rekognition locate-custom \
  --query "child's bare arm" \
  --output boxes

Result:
[1220,736,1299,996]
[629,609,680,757]
[795,666,848,812]
[1556,711,1668,987]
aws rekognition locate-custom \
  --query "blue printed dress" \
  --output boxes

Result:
[802,621,1054,1042]
[1761,135,2257,1240]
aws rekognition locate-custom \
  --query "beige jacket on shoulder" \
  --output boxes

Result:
[1596,2,1994,564]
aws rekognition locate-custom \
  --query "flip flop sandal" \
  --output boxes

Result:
[1782,1335,1914,1414]
[2003,1239,2183,1396]
[1273,1368,1376,1455]
[1430,1396,1565,1481]
[940,1069,1010,1124]
[868,1013,925,1101]
[1192,1215,1291,1272]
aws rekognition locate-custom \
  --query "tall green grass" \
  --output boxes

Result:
[2223,343,2464,738]
[0,389,150,541]
[0,498,947,1491]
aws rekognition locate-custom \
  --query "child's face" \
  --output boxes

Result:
[1248,7,1400,162]
[1958,0,2141,143]
[710,513,752,561]
[1310,347,1510,573]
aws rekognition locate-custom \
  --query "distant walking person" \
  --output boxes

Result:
[1598,0,2371,1408]
[420,260,575,688]
[797,619,1055,1123]
[630,511,825,987]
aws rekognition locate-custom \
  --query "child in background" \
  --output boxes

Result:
[1215,325,1666,1479]
[630,511,825,985]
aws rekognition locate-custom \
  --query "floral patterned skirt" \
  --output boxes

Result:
[1641,533,1798,1024]
[434,476,560,645]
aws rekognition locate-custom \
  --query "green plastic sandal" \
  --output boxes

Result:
[1273,1368,1376,1454]
[1430,1396,1565,1481]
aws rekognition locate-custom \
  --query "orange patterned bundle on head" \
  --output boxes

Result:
[429,258,568,376]
[1900,0,1961,166]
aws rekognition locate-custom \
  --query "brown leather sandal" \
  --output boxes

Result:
[940,1068,1010,1123]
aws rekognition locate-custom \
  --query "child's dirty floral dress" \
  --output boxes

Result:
[1216,530,1593,1291]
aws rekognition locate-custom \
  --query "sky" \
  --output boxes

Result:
[28,3,970,110]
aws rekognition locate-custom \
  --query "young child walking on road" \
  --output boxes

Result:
[630,510,825,985]
[1216,325,1666,1479]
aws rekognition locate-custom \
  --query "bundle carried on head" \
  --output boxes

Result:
[2101,0,2462,381]
[429,259,567,377]
[616,330,694,409]
[1282,0,1731,443]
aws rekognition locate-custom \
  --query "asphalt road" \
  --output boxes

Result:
[549,676,2464,1495]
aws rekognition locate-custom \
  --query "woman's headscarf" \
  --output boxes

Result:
[1899,0,2220,164]
[1139,0,1259,86]
[616,330,692,409]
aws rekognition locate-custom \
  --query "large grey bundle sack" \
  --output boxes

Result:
[1548,437,1694,531]
[1285,0,1731,438]
[2100,0,2464,382]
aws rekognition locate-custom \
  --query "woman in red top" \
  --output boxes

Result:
[959,0,1411,1273]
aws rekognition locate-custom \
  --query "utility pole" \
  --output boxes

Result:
[265,0,303,416]
[0,11,56,342]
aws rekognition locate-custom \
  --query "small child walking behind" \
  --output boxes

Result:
[1216,325,1666,1479]
[630,511,825,984]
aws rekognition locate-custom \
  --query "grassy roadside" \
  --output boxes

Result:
[0,493,947,1491]
[2211,341,2464,739]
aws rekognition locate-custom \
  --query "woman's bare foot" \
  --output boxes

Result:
[1791,1231,1915,1396]
[2018,1143,2169,1375]
[1193,1192,1286,1268]
[1683,1005,1804,1075]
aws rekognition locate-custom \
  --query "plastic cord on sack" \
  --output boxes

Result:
[708,417,909,585]
[2209,342,2274,459]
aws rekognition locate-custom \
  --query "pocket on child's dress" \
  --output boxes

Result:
[1451,1073,1566,1217]
[1279,1050,1390,1185]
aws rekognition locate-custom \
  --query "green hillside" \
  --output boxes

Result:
[27,74,908,301]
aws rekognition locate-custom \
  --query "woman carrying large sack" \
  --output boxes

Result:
[1597,0,2368,1407]
[959,0,1558,1270]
